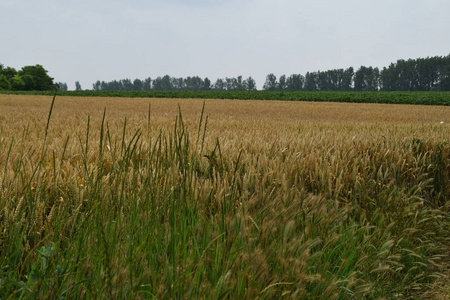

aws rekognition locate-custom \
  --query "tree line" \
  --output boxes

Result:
[263,54,450,91]
[2,54,449,92]
[92,54,450,92]
[92,75,257,91]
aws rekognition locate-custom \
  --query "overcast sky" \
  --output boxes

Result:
[1,0,450,90]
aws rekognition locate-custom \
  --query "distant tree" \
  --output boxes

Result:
[11,74,25,90]
[203,77,212,90]
[224,78,234,90]
[56,82,68,91]
[317,71,334,90]
[235,76,244,90]
[75,81,82,91]
[2,67,17,80]
[304,72,317,91]
[184,76,204,90]
[353,67,365,91]
[341,67,354,91]
[152,77,163,90]
[278,75,287,90]
[243,76,257,90]
[438,54,450,90]
[143,77,152,90]
[110,80,122,90]
[133,79,143,91]
[161,75,173,90]
[19,65,54,90]
[263,73,277,91]
[0,75,11,90]
[380,64,400,91]
[172,77,184,90]
[99,81,108,91]
[213,78,226,90]
[286,74,304,90]
[93,80,101,91]
[121,79,133,90]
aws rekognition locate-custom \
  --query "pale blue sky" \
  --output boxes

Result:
[1,0,449,90]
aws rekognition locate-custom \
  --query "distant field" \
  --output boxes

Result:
[2,89,450,105]
[0,94,449,298]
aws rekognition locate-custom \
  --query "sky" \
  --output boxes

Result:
[1,0,450,90]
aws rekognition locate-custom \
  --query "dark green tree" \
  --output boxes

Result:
[243,76,257,90]
[143,78,152,90]
[172,78,184,90]
[133,79,143,91]
[213,78,226,90]
[121,79,133,90]
[203,77,211,90]
[19,65,54,90]
[11,75,25,90]
[184,76,204,90]
[304,72,317,91]
[152,77,163,90]
[2,67,17,80]
[161,75,173,90]
[225,78,234,90]
[278,75,287,90]
[75,81,82,91]
[56,82,68,91]
[0,74,11,90]
[263,73,277,91]
[341,67,354,91]
[286,74,304,90]
[93,81,101,91]
[355,66,380,91]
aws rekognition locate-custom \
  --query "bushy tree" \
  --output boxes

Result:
[2,67,17,80]
[304,72,317,91]
[263,73,277,91]
[0,74,11,90]
[133,79,143,91]
[143,77,152,90]
[56,82,68,91]
[11,74,25,90]
[286,74,304,90]
[243,76,257,90]
[278,75,287,90]
[93,81,101,91]
[19,65,54,90]
[203,77,211,90]
[213,78,226,90]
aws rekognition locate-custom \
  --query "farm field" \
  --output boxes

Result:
[0,94,449,298]
[2,90,450,106]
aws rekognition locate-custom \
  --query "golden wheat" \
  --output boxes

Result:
[0,94,449,298]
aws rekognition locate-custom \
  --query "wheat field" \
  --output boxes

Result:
[0,94,449,299]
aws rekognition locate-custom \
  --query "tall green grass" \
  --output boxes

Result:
[0,98,449,299]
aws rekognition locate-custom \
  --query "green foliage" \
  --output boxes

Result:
[55,82,68,91]
[19,65,54,91]
[0,64,54,91]
[2,90,450,106]
[1,67,17,80]
[263,73,277,90]
[10,74,25,91]
[0,75,11,90]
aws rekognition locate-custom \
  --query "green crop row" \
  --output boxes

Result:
[2,90,450,105]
